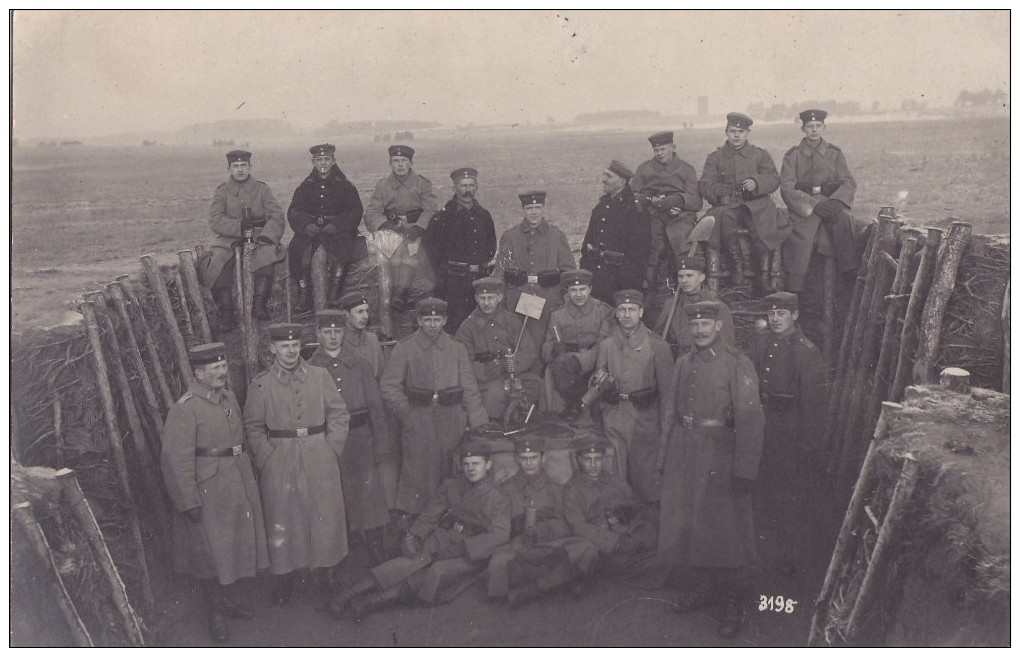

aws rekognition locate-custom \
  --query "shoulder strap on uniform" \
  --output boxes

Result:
[176,391,193,404]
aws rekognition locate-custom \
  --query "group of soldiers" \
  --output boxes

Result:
[166,108,850,641]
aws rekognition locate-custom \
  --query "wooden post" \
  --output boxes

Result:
[889,228,943,402]
[311,245,329,313]
[821,256,836,365]
[234,245,258,382]
[705,245,722,294]
[769,247,784,292]
[809,401,901,646]
[1003,280,1010,394]
[57,469,148,647]
[913,221,972,384]
[105,282,164,425]
[116,275,176,410]
[940,367,971,393]
[13,502,96,647]
[863,230,920,433]
[177,250,213,344]
[282,249,293,322]
[53,396,64,468]
[140,255,192,390]
[170,266,194,341]
[11,403,22,464]
[845,455,920,641]
[79,301,155,608]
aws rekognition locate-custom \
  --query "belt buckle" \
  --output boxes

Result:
[620,393,631,402]
[527,275,539,285]
[431,392,439,403]
[231,445,242,456]
[295,427,309,438]
[682,415,694,427]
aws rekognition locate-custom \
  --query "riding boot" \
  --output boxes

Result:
[202,580,230,643]
[252,274,274,321]
[295,278,313,314]
[328,573,378,619]
[364,526,389,566]
[212,287,237,332]
[752,242,772,297]
[350,582,413,622]
[327,269,346,307]
[725,237,746,286]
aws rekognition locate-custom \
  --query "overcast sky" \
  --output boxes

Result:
[11,10,1010,139]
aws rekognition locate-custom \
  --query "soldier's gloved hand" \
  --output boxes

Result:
[740,178,758,193]
[616,533,646,556]
[551,341,569,359]
[732,476,756,496]
[405,225,424,242]
[483,359,502,380]
[813,199,845,222]
[401,533,422,558]
[321,223,339,237]
[184,507,202,524]
[256,236,275,246]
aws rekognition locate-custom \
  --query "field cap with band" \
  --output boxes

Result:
[514,436,545,454]
[677,257,706,273]
[613,289,644,307]
[684,301,722,321]
[648,131,674,147]
[472,277,505,294]
[607,159,634,181]
[518,190,547,206]
[268,322,302,341]
[799,109,827,124]
[563,269,593,286]
[388,144,415,159]
[338,292,369,311]
[764,291,799,312]
[572,436,609,455]
[460,439,492,459]
[189,342,227,366]
[451,167,478,181]
[726,113,754,129]
[226,149,252,163]
[309,143,336,157]
[316,309,346,329]
[417,297,448,316]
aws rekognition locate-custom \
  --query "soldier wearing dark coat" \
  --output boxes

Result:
[287,144,366,311]
[699,113,790,293]
[655,301,764,639]
[580,160,651,306]
[161,343,268,643]
[424,167,498,333]
[328,440,510,620]
[750,292,828,577]
[632,131,704,324]
[308,310,393,564]
[653,256,736,357]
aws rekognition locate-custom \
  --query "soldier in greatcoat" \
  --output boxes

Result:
[378,298,488,515]
[751,292,828,577]
[542,269,615,421]
[595,290,673,503]
[631,131,703,324]
[244,323,351,606]
[455,277,542,422]
[161,343,268,643]
[579,160,650,305]
[655,301,764,638]
[198,149,287,328]
[654,256,736,357]
[308,310,393,564]
[424,167,498,333]
[328,440,510,620]
[286,143,366,311]
[699,113,790,294]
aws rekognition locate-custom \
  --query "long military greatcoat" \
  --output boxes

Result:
[632,154,704,265]
[378,329,488,514]
[161,385,268,584]
[656,336,764,570]
[364,169,440,291]
[198,176,287,286]
[579,185,650,304]
[654,286,736,356]
[563,470,657,558]
[244,360,350,574]
[287,164,366,266]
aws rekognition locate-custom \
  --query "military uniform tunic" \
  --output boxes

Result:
[542,297,615,406]
[424,198,498,332]
[656,337,764,571]
[699,142,789,251]
[780,137,860,283]
[342,328,385,381]
[632,154,704,270]
[378,329,488,514]
[244,360,351,574]
[370,474,510,604]
[161,386,268,584]
[455,306,542,420]
[654,286,737,356]
[198,176,287,286]
[596,324,674,502]
[579,185,651,304]
[308,346,392,532]
[286,165,366,276]
[563,470,658,570]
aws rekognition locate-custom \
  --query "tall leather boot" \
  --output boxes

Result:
[202,580,230,643]
[364,526,388,566]
[725,237,746,286]
[753,242,772,297]
[350,582,413,623]
[212,287,237,332]
[252,274,274,321]
[295,277,313,314]
[327,269,346,307]
[328,573,378,619]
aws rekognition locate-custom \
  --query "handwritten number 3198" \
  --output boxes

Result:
[759,595,797,614]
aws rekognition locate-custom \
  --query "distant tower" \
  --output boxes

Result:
[697,96,709,116]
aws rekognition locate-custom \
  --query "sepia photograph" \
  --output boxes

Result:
[9,9,1010,646]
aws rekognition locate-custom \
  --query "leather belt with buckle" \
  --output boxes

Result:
[268,424,325,439]
[195,444,244,457]
[679,415,735,428]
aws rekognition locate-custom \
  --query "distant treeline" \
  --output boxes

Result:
[315,120,439,137]
[574,109,661,122]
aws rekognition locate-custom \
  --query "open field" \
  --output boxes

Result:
[11,116,1009,331]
